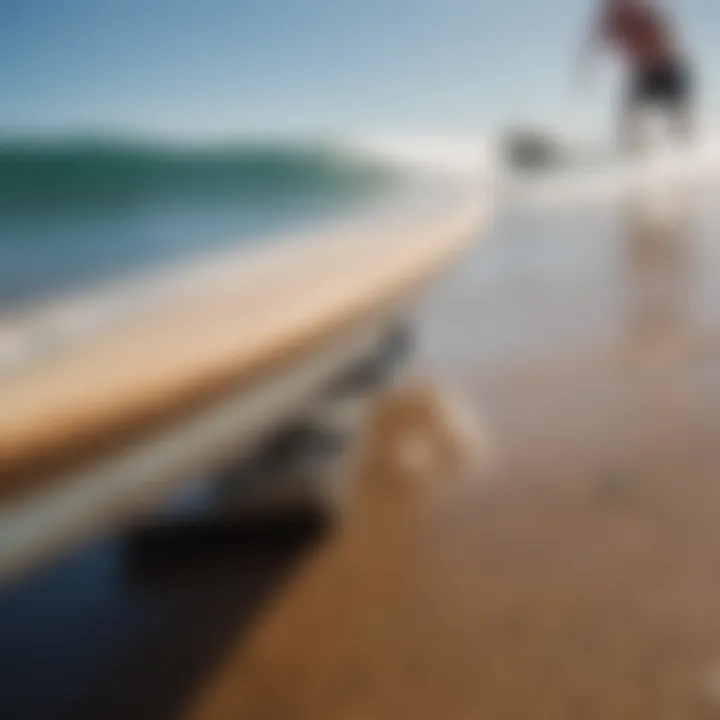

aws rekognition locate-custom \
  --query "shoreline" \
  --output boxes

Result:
[0,176,484,381]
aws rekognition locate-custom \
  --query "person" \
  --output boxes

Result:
[580,0,695,153]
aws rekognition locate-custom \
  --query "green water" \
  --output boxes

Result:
[0,138,401,310]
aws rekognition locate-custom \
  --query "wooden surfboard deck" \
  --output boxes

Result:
[0,190,485,581]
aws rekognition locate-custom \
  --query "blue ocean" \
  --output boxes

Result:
[0,137,404,311]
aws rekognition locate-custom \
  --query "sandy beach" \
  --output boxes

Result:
[190,197,720,719]
[5,195,720,718]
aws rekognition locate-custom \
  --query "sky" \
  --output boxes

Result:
[1,0,718,141]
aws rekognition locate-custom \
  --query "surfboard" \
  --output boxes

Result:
[0,187,486,583]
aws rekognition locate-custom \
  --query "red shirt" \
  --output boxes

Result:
[602,4,674,66]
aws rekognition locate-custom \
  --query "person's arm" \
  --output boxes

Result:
[575,12,606,89]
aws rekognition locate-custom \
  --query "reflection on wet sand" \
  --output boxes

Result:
[188,200,720,719]
[621,201,694,362]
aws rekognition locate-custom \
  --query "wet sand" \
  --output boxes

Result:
[5,199,720,717]
[190,201,720,719]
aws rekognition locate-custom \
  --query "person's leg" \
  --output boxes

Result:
[620,70,648,156]
[619,100,646,156]
[668,101,694,144]
[661,62,695,145]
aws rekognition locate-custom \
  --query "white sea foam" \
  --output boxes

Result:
[346,133,498,177]
[504,132,720,211]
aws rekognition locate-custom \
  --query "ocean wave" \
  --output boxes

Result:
[0,138,401,217]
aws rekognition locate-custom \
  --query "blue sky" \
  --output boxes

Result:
[1,0,718,139]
